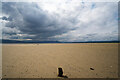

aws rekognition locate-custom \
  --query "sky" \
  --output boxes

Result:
[0,1,119,42]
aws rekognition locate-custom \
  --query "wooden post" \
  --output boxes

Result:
[58,67,63,77]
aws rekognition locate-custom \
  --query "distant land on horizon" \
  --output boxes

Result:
[1,39,119,44]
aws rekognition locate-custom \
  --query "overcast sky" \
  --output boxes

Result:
[0,1,118,42]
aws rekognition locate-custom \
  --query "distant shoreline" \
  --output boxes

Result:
[1,39,119,44]
[1,42,119,44]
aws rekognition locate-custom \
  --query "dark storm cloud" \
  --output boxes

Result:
[1,16,8,20]
[2,2,72,40]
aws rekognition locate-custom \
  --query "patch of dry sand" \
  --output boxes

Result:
[2,43,118,78]
[0,44,2,79]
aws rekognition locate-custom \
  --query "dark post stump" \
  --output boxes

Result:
[58,67,63,77]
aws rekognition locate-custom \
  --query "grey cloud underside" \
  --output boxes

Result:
[2,2,73,40]
[1,2,118,41]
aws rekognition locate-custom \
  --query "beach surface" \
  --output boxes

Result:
[0,44,2,79]
[2,43,118,78]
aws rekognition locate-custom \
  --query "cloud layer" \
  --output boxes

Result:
[1,1,118,41]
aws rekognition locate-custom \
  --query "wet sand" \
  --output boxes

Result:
[2,43,118,78]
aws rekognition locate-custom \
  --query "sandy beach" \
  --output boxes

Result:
[0,44,2,79]
[2,43,118,78]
